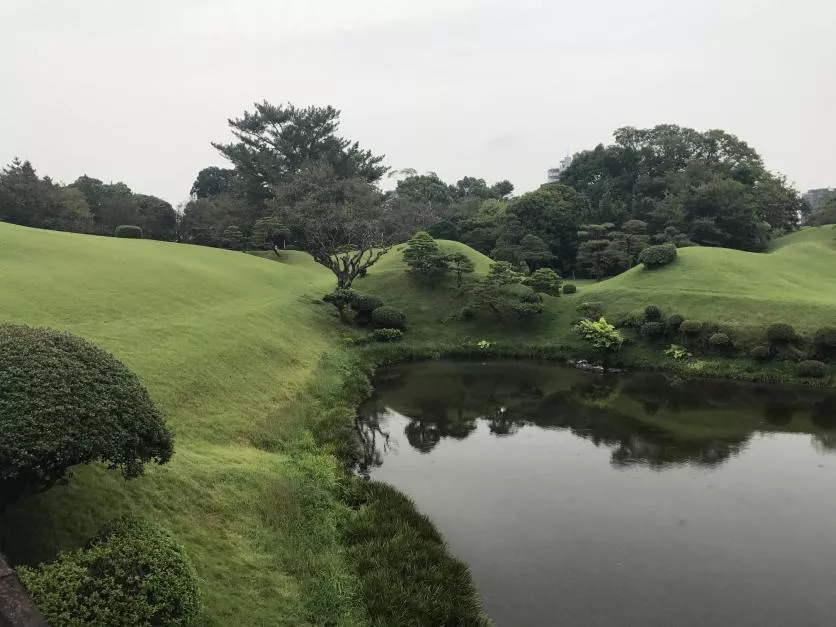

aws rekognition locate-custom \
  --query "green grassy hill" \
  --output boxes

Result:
[0,223,348,625]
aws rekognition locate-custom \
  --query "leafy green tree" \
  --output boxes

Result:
[190,166,237,198]
[614,219,649,266]
[427,220,458,240]
[250,216,288,255]
[446,252,475,288]
[403,231,450,284]
[490,214,525,267]
[179,194,256,247]
[523,268,562,295]
[518,234,554,272]
[576,223,630,279]
[222,225,244,250]
[472,262,541,320]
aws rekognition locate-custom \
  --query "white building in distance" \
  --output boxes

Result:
[547,155,573,183]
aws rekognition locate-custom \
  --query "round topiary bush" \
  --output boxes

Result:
[562,283,577,295]
[350,293,384,314]
[644,305,662,321]
[459,305,475,320]
[667,314,685,329]
[640,321,665,339]
[766,323,795,344]
[750,345,772,361]
[680,320,703,336]
[576,301,604,320]
[372,328,404,343]
[0,325,173,505]
[814,327,836,348]
[708,332,732,348]
[796,360,828,379]
[114,225,142,239]
[638,243,677,268]
[19,516,201,627]
[371,306,407,330]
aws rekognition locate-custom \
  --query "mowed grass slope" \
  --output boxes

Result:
[0,223,351,625]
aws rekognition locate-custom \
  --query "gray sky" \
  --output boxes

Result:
[2,0,834,206]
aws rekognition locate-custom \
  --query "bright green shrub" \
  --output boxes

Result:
[644,305,662,321]
[796,360,828,379]
[767,323,795,344]
[750,345,772,361]
[0,324,173,505]
[680,320,703,336]
[576,301,604,320]
[667,314,685,329]
[638,243,677,268]
[114,225,142,239]
[640,321,665,339]
[708,332,732,348]
[562,283,577,295]
[372,306,407,330]
[574,317,624,351]
[18,516,201,627]
[372,328,404,343]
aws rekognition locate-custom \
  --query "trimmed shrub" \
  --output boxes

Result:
[372,306,407,330]
[750,345,772,361]
[523,268,562,296]
[796,360,828,379]
[618,310,646,329]
[708,332,732,348]
[814,327,836,348]
[667,314,685,329]
[323,289,357,323]
[114,225,142,239]
[640,321,665,339]
[644,305,662,321]
[638,243,677,268]
[19,516,201,627]
[576,301,604,320]
[0,324,173,505]
[562,283,577,295]
[350,293,384,315]
[459,305,475,320]
[766,323,795,344]
[372,328,403,343]
[680,320,703,336]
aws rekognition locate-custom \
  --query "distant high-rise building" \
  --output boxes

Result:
[803,188,836,212]
[547,155,573,183]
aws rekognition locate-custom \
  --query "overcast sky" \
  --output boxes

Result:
[1,0,834,205]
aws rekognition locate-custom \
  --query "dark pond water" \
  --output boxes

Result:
[357,361,836,627]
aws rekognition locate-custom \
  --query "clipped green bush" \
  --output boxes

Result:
[667,313,685,329]
[708,332,732,348]
[372,328,404,343]
[618,310,646,329]
[114,225,142,239]
[350,293,384,314]
[814,327,836,348]
[638,243,677,268]
[0,324,173,505]
[371,306,407,330]
[680,320,703,336]
[18,516,201,627]
[576,301,604,320]
[640,321,665,339]
[796,360,828,379]
[644,305,662,321]
[767,323,796,344]
[523,268,562,296]
[459,305,475,320]
[750,345,772,361]
[562,283,577,295]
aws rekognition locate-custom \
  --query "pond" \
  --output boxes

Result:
[357,361,836,627]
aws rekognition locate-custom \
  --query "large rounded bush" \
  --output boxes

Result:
[371,306,407,330]
[19,516,201,627]
[350,293,384,315]
[562,283,577,295]
[638,243,677,268]
[708,332,732,348]
[766,323,795,344]
[644,305,662,321]
[680,320,703,336]
[576,301,604,320]
[667,314,685,329]
[814,327,836,348]
[114,225,142,239]
[640,321,665,339]
[796,360,828,379]
[0,324,173,504]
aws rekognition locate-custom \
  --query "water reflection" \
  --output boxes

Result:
[358,361,836,471]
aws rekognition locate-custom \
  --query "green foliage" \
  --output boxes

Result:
[750,345,772,361]
[350,293,384,315]
[574,317,624,351]
[512,289,545,318]
[576,222,631,279]
[766,323,796,344]
[403,231,450,284]
[0,324,173,505]
[664,344,692,360]
[250,216,287,253]
[427,220,458,240]
[618,310,646,329]
[708,332,732,348]
[644,305,662,321]
[667,313,685,329]
[523,268,562,295]
[680,320,703,336]
[576,301,604,320]
[190,166,236,198]
[323,288,357,323]
[563,283,577,294]
[471,261,538,321]
[372,306,407,330]
[372,328,404,342]
[18,516,201,627]
[114,224,142,238]
[814,327,836,348]
[796,360,828,379]
[222,224,244,250]
[459,306,476,320]
[808,198,836,226]
[445,251,475,288]
[638,243,677,268]
[640,321,665,339]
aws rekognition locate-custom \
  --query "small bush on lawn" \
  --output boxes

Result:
[372,306,407,330]
[814,327,836,348]
[640,321,665,339]
[459,306,475,320]
[796,360,828,379]
[750,345,772,361]
[708,332,732,348]
[638,243,677,268]
[576,301,604,320]
[644,305,662,321]
[372,328,403,343]
[574,317,624,351]
[667,314,685,329]
[563,283,577,295]
[350,293,384,315]
[114,225,142,238]
[680,320,703,336]
[18,516,201,627]
[767,323,796,344]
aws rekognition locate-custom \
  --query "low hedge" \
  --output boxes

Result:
[372,328,404,343]
[19,516,201,627]
[114,225,142,239]
[796,360,828,379]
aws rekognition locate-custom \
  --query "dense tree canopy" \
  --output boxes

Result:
[190,166,237,198]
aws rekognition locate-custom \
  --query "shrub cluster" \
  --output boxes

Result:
[114,224,142,238]
[18,516,201,627]
[680,320,703,336]
[644,305,662,321]
[0,324,173,505]
[371,306,407,330]
[372,328,404,343]
[562,283,577,295]
[350,294,383,315]
[667,313,685,329]
[640,321,665,339]
[796,360,828,379]
[638,243,677,268]
[708,332,732,348]
[576,301,604,320]
[766,323,796,344]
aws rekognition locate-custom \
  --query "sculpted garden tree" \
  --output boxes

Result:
[403,231,449,285]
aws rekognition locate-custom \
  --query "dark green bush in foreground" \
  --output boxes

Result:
[562,283,577,295]
[19,516,201,627]
[708,332,732,349]
[644,305,662,321]
[767,323,796,344]
[0,324,173,505]
[667,313,685,329]
[345,481,488,626]
[814,327,836,361]
[371,306,407,330]
[351,293,384,315]
[638,243,677,268]
[114,224,142,238]
[372,328,404,343]
[797,360,828,379]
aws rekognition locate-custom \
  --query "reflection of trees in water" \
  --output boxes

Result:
[354,406,392,478]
